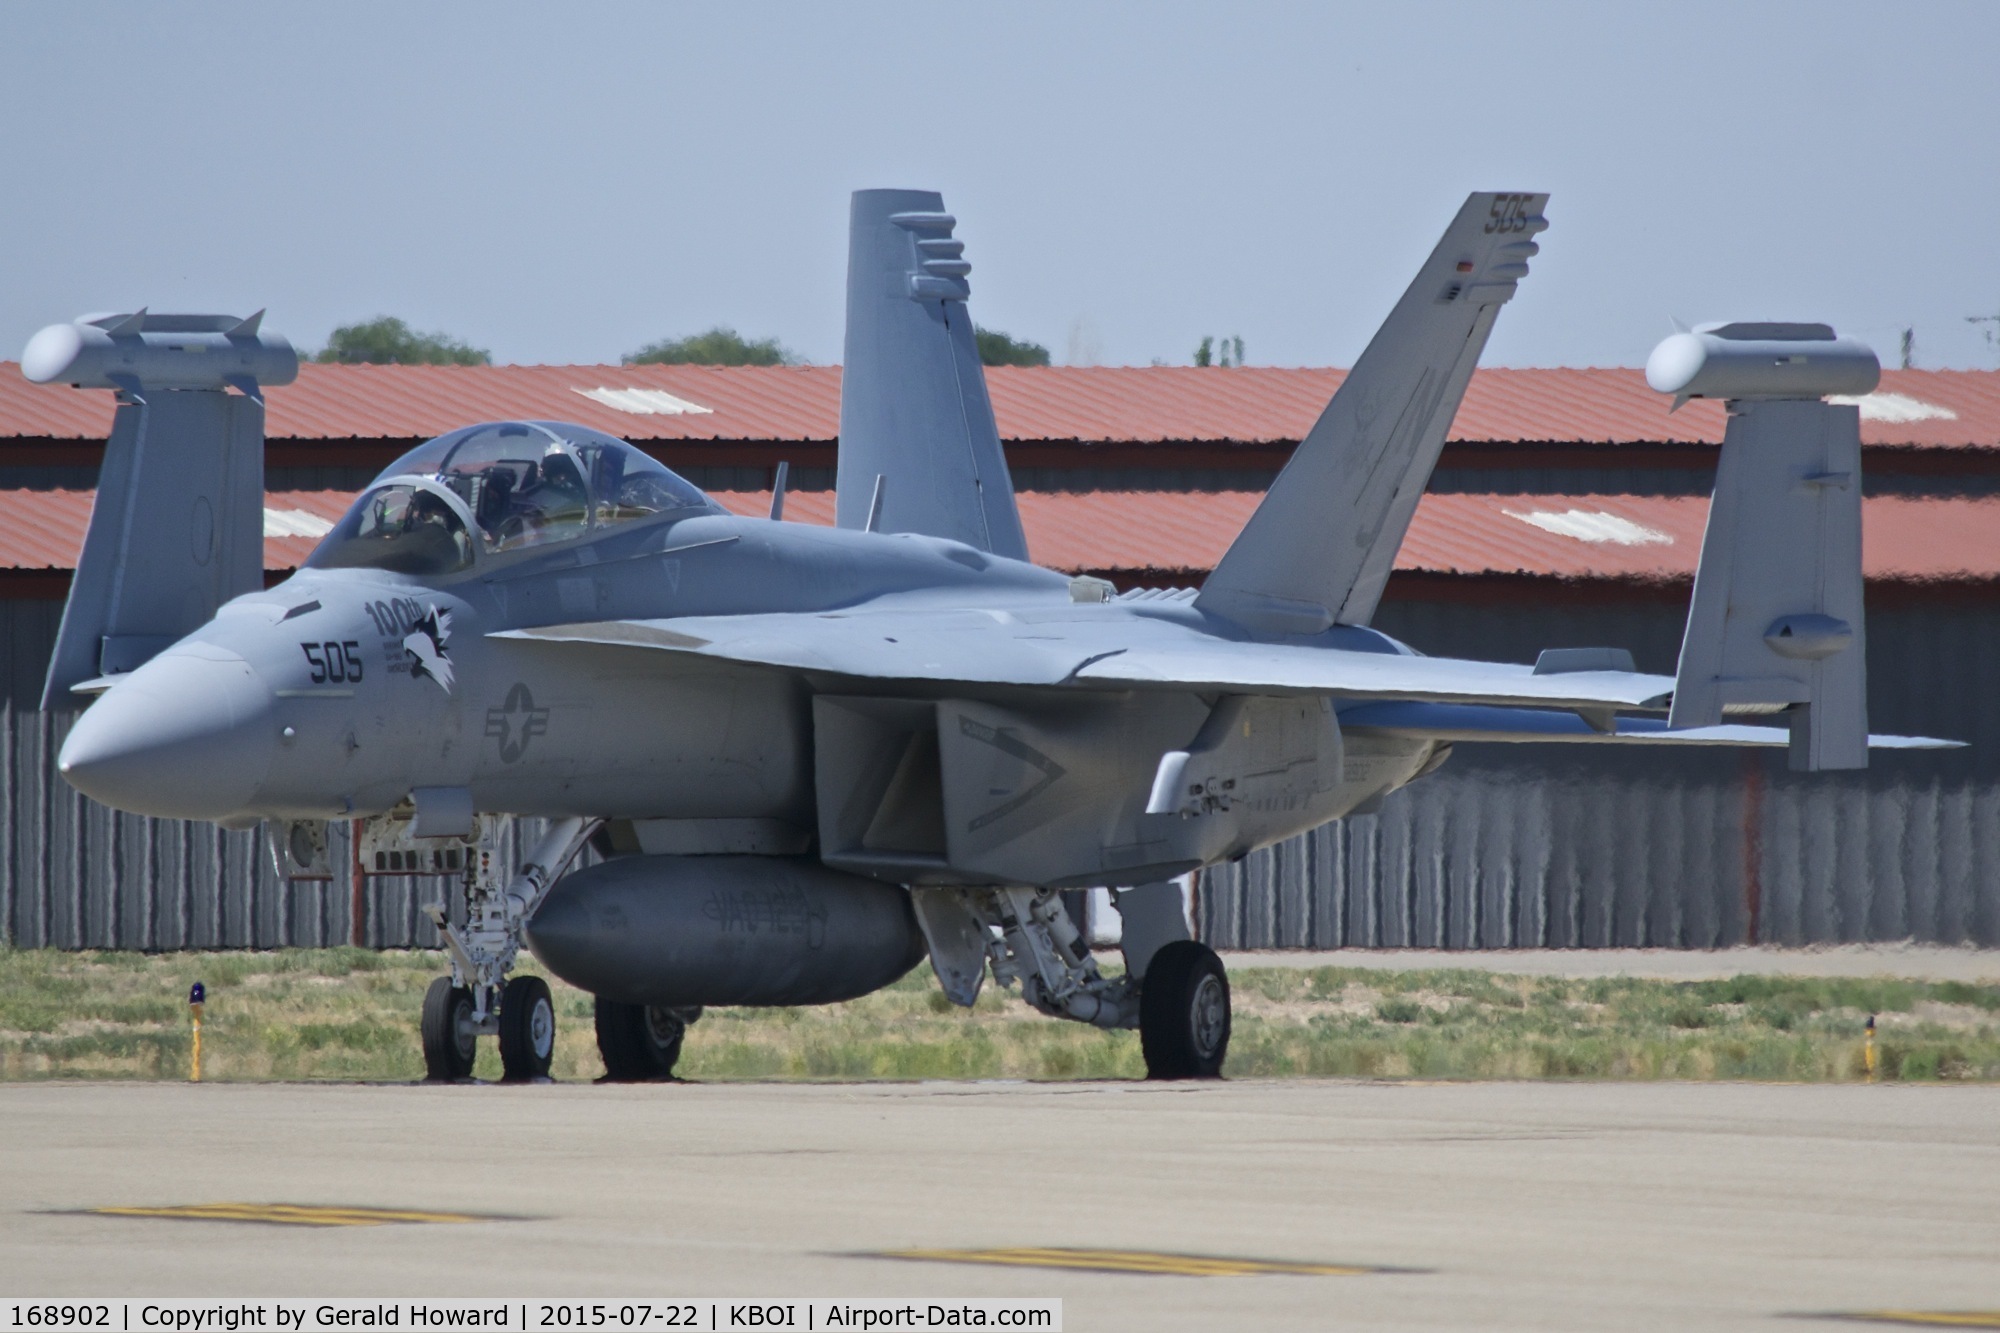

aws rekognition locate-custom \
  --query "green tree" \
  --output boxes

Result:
[1194,335,1244,367]
[315,316,489,366]
[626,326,795,366]
[974,327,1051,367]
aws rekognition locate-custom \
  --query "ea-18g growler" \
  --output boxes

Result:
[24,190,1953,1081]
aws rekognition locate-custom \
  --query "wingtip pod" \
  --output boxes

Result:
[20,322,85,384]
[35,309,281,706]
[1645,323,1879,402]
[1196,191,1549,635]
[1662,319,1874,771]
[19,311,298,391]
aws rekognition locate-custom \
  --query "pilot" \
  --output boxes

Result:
[476,467,524,547]
[400,488,472,569]
[505,451,589,546]
[585,442,687,523]
[535,450,588,514]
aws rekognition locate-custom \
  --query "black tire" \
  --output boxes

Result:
[594,998,693,1082]
[498,975,556,1082]
[1139,941,1230,1080]
[421,977,478,1082]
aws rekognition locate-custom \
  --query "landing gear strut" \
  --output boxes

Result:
[417,816,597,1082]
[979,886,1140,1029]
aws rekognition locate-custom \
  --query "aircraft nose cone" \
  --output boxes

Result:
[59,646,277,820]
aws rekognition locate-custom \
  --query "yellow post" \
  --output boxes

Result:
[189,981,205,1082]
[1864,1014,1876,1083]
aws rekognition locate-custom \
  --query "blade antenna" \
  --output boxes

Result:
[768,461,790,522]
[864,474,886,533]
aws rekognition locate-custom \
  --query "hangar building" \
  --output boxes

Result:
[0,363,1994,950]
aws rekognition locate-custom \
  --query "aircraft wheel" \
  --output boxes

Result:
[421,978,478,1081]
[595,998,692,1081]
[1139,941,1230,1080]
[498,975,556,1081]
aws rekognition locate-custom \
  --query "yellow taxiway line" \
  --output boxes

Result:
[872,1246,1395,1277]
[86,1203,503,1228]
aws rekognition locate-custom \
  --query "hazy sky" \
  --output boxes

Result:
[4,2,1996,370]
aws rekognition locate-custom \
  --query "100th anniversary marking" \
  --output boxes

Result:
[3,1305,1058,1333]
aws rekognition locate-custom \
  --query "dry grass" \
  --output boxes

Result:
[0,947,1995,1084]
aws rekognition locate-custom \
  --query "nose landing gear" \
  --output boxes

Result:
[420,978,478,1081]
[415,816,597,1082]
[498,975,556,1080]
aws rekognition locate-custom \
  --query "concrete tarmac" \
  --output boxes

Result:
[3,1079,1998,1330]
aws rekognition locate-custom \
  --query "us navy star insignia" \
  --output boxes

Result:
[484,683,549,763]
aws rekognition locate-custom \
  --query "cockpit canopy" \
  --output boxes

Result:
[308,422,718,576]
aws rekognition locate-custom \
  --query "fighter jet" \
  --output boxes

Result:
[23,190,1954,1082]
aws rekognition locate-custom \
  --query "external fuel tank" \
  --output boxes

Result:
[524,855,928,1007]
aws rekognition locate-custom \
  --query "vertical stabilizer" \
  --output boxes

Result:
[1652,323,1880,770]
[835,189,1028,560]
[1195,192,1548,635]
[23,311,296,707]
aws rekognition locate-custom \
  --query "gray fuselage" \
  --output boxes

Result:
[61,471,1438,890]
[62,509,1064,824]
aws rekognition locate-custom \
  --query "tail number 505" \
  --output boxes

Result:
[1484,193,1537,234]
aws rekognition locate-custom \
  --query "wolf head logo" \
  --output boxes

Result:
[404,607,454,693]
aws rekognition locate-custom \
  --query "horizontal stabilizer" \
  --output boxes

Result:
[1197,191,1548,634]
[1339,701,1960,750]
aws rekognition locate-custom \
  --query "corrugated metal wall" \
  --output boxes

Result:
[1199,598,2000,948]
[3,592,1994,951]
[0,600,571,949]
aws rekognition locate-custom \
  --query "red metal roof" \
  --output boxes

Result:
[5,362,1999,450]
[1,487,1990,584]
[0,491,353,574]
[711,490,2000,584]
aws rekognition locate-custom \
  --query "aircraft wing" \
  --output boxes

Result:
[494,611,1104,687]
[495,610,1681,712]
[1072,644,1674,709]
[1338,701,1963,749]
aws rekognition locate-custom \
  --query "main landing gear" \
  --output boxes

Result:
[916,885,1231,1080]
[1138,940,1231,1080]
[594,1000,702,1081]
[417,816,597,1082]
